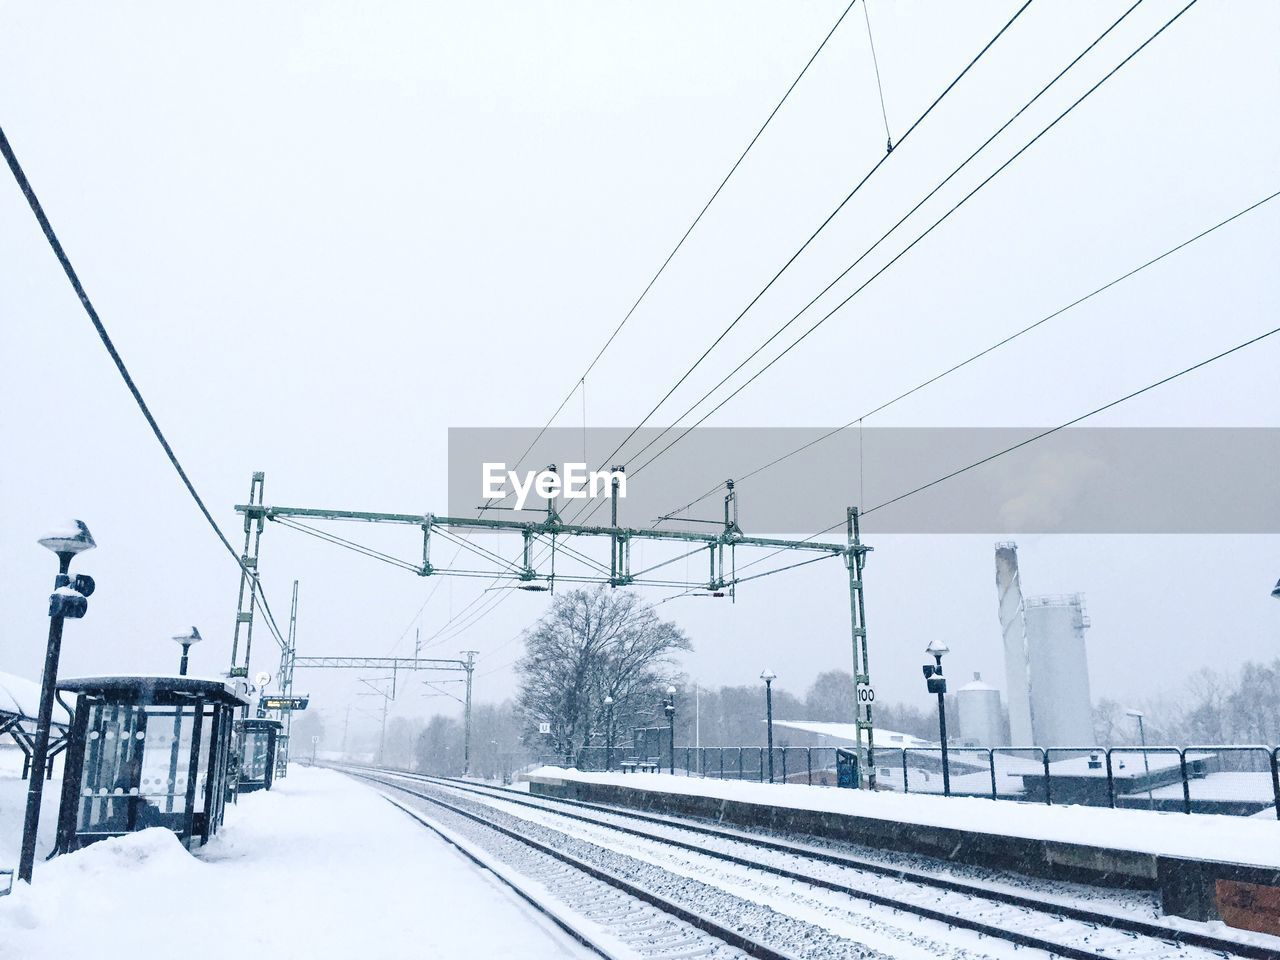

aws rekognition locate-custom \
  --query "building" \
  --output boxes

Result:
[1023,594,1093,746]
[993,544,1094,747]
[957,672,1004,747]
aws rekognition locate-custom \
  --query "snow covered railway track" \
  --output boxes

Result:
[345,766,1270,960]
[367,776,800,960]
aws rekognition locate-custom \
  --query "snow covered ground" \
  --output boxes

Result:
[529,767,1280,867]
[0,766,592,960]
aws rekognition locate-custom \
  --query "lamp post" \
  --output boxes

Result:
[662,685,676,774]
[19,520,96,884]
[1126,708,1154,809]
[922,639,951,797]
[760,670,777,783]
[603,695,615,772]
[171,626,203,676]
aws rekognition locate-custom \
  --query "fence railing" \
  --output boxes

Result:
[545,743,1280,819]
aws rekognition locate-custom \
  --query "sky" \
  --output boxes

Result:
[2,1,1278,746]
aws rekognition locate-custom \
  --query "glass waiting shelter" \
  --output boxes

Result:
[236,718,283,793]
[54,676,249,853]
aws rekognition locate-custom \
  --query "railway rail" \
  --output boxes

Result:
[335,762,1275,960]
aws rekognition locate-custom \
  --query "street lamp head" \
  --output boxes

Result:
[38,520,96,558]
[171,626,203,647]
[666,685,676,696]
[1271,577,1280,600]
[603,695,614,706]
[1125,708,1144,720]
[925,638,950,659]
[760,669,776,682]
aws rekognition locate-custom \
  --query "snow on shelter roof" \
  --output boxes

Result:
[57,675,251,707]
[0,670,73,725]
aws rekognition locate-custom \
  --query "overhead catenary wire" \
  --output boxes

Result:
[618,0,1199,495]
[0,124,288,651]
[570,1,1036,514]
[479,0,868,516]
[733,320,1280,575]
[391,0,1035,658]
[617,0,1162,493]
[657,187,1280,523]
[863,323,1280,517]
[413,2,875,655]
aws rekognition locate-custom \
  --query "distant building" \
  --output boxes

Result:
[957,672,1004,747]
[993,544,1094,747]
[1024,594,1093,746]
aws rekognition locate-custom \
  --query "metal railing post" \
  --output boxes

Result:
[1105,749,1116,808]
[1179,750,1191,814]
[806,747,812,785]
[1271,748,1280,821]
[758,748,765,782]
[1042,749,1052,805]
[902,749,910,794]
[988,749,997,800]
[781,748,787,784]
[738,747,744,780]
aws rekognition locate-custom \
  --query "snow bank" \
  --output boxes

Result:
[0,766,582,960]
[529,767,1280,867]
[0,776,61,869]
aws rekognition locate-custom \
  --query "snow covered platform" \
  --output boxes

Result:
[0,766,590,959]
[526,767,1280,931]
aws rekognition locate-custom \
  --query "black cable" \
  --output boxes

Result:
[624,0,1198,490]
[0,124,289,650]
[736,319,1280,571]
[480,0,867,514]
[658,188,1278,523]
[623,0,1146,478]
[863,323,1280,516]
[577,1,1036,504]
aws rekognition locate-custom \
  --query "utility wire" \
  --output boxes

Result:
[735,319,1280,573]
[574,1,1035,509]
[657,187,1278,523]
[623,0,1146,481]
[479,0,866,515]
[621,0,1196,493]
[863,323,1280,516]
[0,124,288,650]
[404,0,1033,655]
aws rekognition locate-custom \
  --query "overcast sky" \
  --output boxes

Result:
[2,1,1277,744]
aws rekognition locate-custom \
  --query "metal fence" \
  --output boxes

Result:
[545,743,1280,819]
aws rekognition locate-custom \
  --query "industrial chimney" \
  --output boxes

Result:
[994,542,1034,745]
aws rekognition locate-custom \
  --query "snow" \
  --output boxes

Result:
[0,766,589,959]
[770,719,935,747]
[0,671,72,725]
[528,767,1280,868]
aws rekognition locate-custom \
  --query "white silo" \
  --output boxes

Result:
[957,672,1004,747]
[994,543,1033,745]
[1024,594,1093,746]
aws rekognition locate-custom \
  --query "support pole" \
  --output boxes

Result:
[847,507,876,789]
[18,554,71,883]
[765,678,775,783]
[229,472,266,682]
[462,650,477,776]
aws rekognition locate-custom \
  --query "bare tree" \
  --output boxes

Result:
[516,587,690,762]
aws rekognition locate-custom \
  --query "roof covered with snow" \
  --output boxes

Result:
[0,671,72,725]
[771,720,936,748]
